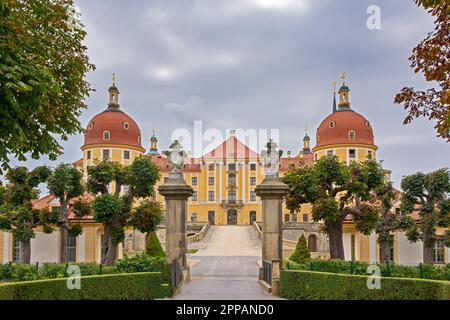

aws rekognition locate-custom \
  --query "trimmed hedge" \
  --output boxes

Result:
[280,270,450,300]
[0,272,172,300]
[286,259,450,281]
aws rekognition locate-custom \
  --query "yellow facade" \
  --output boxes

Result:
[313,143,378,163]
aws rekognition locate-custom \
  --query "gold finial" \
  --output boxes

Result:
[341,72,346,85]
[305,126,308,134]
[112,73,116,86]
[332,81,337,94]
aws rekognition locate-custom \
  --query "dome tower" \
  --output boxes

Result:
[81,75,145,169]
[312,74,377,163]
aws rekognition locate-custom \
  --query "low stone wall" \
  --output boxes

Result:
[186,222,210,244]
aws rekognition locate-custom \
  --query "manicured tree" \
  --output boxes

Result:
[374,181,414,263]
[87,156,160,265]
[400,169,450,264]
[0,0,95,171]
[145,231,165,258]
[394,0,449,141]
[290,234,311,264]
[283,156,385,259]
[47,163,84,263]
[128,200,164,248]
[0,166,56,263]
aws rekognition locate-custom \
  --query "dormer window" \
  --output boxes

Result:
[365,121,371,128]
[123,122,129,129]
[316,134,320,143]
[103,131,110,140]
[329,121,336,128]
[88,123,93,130]
[348,130,356,141]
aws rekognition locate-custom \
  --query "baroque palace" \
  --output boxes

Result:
[0,77,448,266]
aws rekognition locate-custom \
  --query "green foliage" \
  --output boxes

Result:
[126,156,161,198]
[114,253,168,274]
[87,160,119,194]
[286,259,450,281]
[0,273,172,300]
[400,169,450,249]
[0,0,95,171]
[129,200,164,234]
[290,234,311,264]
[146,232,165,258]
[0,166,53,254]
[280,270,450,300]
[47,164,83,199]
[92,193,124,223]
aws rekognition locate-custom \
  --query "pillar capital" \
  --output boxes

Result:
[158,172,193,200]
[255,174,289,199]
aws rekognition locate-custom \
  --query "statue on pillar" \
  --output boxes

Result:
[163,140,187,173]
[261,139,283,177]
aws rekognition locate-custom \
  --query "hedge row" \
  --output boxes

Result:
[0,272,172,300]
[0,254,168,282]
[280,270,450,300]
[285,259,450,281]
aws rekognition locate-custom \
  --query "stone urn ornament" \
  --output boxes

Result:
[163,140,187,173]
[261,139,283,177]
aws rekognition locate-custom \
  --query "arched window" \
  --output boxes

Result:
[348,130,356,141]
[308,234,317,252]
[103,131,110,140]
[123,122,129,129]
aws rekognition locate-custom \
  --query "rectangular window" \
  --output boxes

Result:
[123,150,130,160]
[303,214,308,222]
[367,150,373,160]
[351,235,356,260]
[250,191,256,202]
[434,240,445,264]
[228,163,236,171]
[102,149,110,160]
[250,177,256,186]
[208,177,215,186]
[191,213,198,222]
[250,163,256,171]
[208,164,215,171]
[208,191,215,202]
[228,174,236,186]
[164,176,169,183]
[292,214,297,222]
[191,176,198,186]
[192,191,197,201]
[87,150,91,160]
[66,235,77,262]
[13,239,22,263]
[349,149,356,159]
[228,191,236,201]
[327,150,334,157]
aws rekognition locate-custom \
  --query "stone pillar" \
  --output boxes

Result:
[255,174,289,297]
[158,171,193,289]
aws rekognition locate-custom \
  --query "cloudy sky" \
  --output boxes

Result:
[10,0,450,189]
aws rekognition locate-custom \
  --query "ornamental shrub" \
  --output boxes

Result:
[146,231,165,258]
[290,234,311,264]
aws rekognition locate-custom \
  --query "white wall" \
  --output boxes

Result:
[3,232,10,264]
[343,233,353,261]
[369,232,377,264]
[78,232,86,262]
[397,232,423,266]
[30,231,59,263]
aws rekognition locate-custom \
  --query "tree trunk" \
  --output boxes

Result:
[58,199,69,263]
[423,243,434,265]
[379,238,391,263]
[21,240,31,264]
[101,224,117,266]
[326,221,345,260]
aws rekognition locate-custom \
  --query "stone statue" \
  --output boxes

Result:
[163,140,187,173]
[261,139,283,176]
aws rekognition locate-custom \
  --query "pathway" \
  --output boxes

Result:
[173,226,281,300]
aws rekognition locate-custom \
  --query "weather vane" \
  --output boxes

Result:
[112,73,116,86]
[332,81,337,94]
[341,72,346,85]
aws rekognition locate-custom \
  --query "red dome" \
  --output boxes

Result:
[315,110,375,148]
[83,110,143,149]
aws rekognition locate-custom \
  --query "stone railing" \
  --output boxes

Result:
[186,221,210,244]
[253,221,262,238]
